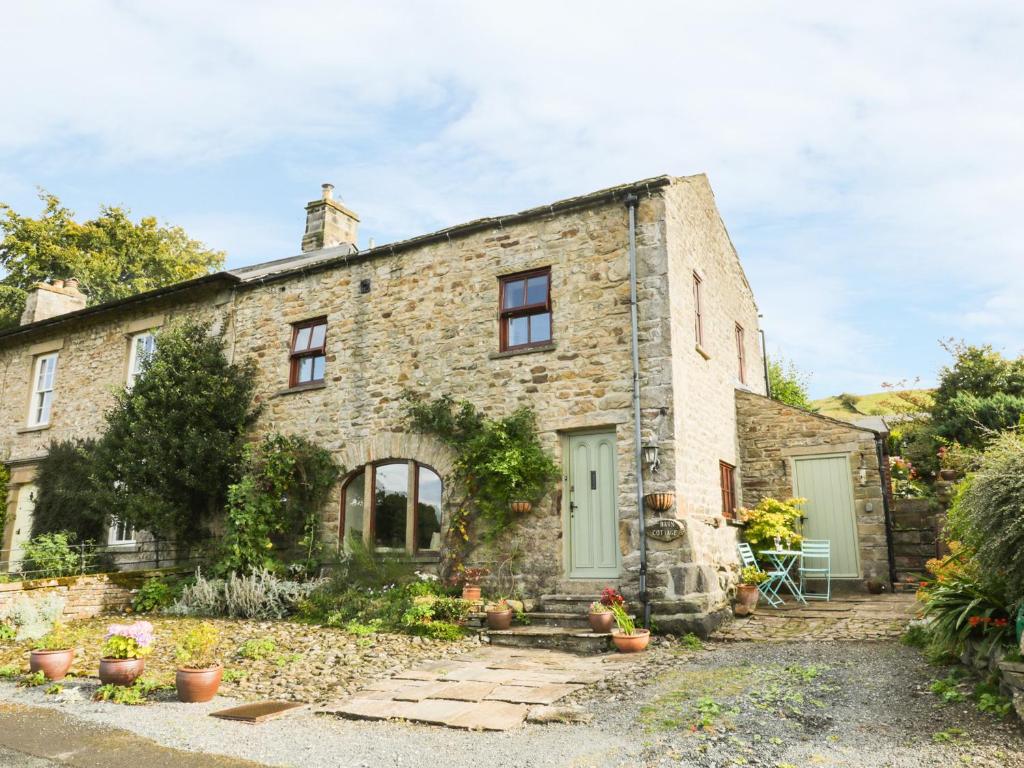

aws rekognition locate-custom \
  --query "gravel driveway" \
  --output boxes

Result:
[2,640,1022,767]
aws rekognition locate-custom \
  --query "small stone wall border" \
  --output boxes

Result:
[0,567,188,621]
[959,636,1024,722]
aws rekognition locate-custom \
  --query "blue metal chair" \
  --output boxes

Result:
[799,539,832,601]
[737,543,786,607]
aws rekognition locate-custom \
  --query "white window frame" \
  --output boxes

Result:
[108,518,136,546]
[127,331,157,388]
[27,353,58,427]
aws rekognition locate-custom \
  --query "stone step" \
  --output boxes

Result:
[485,626,613,654]
[538,594,602,614]
[524,611,593,629]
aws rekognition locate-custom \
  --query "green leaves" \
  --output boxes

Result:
[767,357,813,410]
[739,497,805,554]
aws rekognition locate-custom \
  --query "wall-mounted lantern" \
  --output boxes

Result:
[641,443,660,473]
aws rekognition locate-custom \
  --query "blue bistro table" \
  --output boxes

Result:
[759,549,808,605]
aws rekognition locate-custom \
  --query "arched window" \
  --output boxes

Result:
[341,461,442,555]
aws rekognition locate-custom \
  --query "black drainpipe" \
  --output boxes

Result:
[759,328,771,397]
[876,435,897,588]
[623,193,650,628]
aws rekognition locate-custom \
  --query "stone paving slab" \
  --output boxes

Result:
[319,645,636,731]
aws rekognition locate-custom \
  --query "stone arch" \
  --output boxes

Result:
[336,432,456,481]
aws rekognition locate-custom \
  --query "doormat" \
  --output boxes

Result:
[210,700,305,723]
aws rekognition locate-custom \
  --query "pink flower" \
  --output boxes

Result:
[105,620,154,648]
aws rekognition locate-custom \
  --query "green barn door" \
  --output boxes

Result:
[567,432,619,578]
[792,455,861,578]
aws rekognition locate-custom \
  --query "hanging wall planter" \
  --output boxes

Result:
[644,492,675,512]
[510,500,533,514]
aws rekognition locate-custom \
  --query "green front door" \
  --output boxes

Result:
[567,432,619,578]
[792,454,861,578]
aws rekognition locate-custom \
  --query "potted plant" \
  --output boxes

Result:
[485,599,514,630]
[510,500,533,514]
[99,621,153,686]
[735,566,767,616]
[30,623,76,681]
[460,567,489,602]
[609,602,650,653]
[587,601,613,633]
[174,622,223,703]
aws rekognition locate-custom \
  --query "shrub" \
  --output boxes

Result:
[29,440,108,542]
[219,434,340,576]
[0,623,14,642]
[169,569,321,620]
[919,563,1011,655]
[945,432,1024,606]
[131,576,181,613]
[739,566,768,586]
[21,532,87,578]
[238,637,277,660]
[175,622,220,669]
[0,594,65,640]
[94,678,169,705]
[32,623,76,651]
[739,497,805,554]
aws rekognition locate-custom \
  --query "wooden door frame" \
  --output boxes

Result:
[561,428,620,580]
[789,451,862,579]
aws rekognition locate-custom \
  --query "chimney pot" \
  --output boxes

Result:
[52,279,65,289]
[322,183,334,200]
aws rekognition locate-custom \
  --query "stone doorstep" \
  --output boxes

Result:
[319,696,529,731]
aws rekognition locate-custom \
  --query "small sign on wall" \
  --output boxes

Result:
[646,518,685,542]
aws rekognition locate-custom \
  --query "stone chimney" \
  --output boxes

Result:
[301,183,359,253]
[20,279,87,325]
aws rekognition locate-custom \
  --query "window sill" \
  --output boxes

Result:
[17,423,51,434]
[488,342,557,360]
[695,345,712,361]
[272,380,327,398]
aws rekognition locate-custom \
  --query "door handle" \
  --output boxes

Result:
[570,501,578,517]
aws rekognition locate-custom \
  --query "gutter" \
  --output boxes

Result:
[623,192,650,628]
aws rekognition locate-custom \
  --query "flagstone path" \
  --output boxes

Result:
[318,645,643,731]
[712,592,918,642]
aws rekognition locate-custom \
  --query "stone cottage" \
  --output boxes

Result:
[0,174,893,633]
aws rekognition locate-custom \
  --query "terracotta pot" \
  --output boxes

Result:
[644,492,675,512]
[865,579,885,595]
[30,649,75,681]
[939,469,960,481]
[462,585,481,601]
[611,629,651,653]
[486,608,514,630]
[175,665,223,703]
[99,657,145,686]
[588,611,614,633]
[510,500,533,514]
[734,584,760,616]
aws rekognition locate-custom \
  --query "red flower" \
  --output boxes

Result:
[968,616,982,627]
[600,587,625,607]
[993,618,1009,627]
[919,581,929,588]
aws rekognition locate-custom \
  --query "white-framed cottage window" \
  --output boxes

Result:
[108,518,135,546]
[28,353,58,427]
[127,331,157,388]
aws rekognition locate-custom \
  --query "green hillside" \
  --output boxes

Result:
[810,389,933,422]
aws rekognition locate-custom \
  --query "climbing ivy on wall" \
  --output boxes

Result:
[0,462,9,536]
[403,393,559,577]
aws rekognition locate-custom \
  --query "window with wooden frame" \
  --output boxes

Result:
[289,318,327,387]
[28,352,58,427]
[693,272,704,349]
[735,323,747,384]
[341,460,443,555]
[499,268,552,351]
[127,331,157,389]
[720,461,737,518]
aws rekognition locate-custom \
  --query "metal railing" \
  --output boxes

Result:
[0,536,213,581]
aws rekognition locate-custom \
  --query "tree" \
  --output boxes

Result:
[0,190,224,328]
[767,356,813,410]
[30,439,108,543]
[91,320,259,544]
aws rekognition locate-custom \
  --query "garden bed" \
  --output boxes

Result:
[0,615,479,703]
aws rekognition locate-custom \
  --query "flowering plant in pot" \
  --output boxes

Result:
[99,621,153,686]
[460,567,489,601]
[485,598,513,630]
[735,566,767,616]
[174,622,222,703]
[588,587,624,632]
[609,602,649,652]
[30,623,76,681]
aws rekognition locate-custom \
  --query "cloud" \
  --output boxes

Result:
[2,0,1023,396]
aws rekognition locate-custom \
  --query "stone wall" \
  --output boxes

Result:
[735,390,890,585]
[0,569,169,621]
[891,498,941,586]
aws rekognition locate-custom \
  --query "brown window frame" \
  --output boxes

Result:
[340,460,443,556]
[720,461,736,519]
[288,317,327,388]
[735,323,746,384]
[693,272,704,348]
[498,267,553,352]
